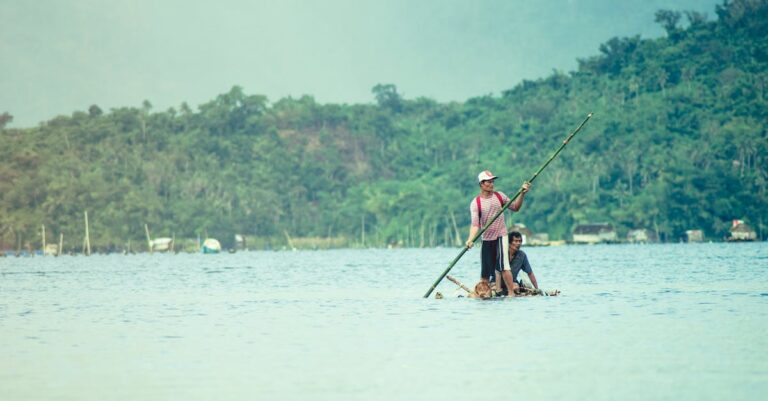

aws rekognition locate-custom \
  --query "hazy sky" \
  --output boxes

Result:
[1,0,722,127]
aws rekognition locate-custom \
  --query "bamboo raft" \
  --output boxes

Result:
[434,275,560,299]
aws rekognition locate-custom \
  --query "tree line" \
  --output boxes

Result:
[1,0,766,251]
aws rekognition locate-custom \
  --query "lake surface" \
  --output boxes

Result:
[1,242,766,401]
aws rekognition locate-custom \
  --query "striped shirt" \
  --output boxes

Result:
[470,191,511,241]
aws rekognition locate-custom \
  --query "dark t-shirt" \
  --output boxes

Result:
[510,249,532,282]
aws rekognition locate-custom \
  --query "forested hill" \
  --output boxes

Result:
[1,0,766,250]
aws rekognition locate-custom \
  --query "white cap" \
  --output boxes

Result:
[477,170,498,182]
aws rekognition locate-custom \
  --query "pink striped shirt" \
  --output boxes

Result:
[470,191,511,241]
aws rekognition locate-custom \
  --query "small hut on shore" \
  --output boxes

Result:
[627,228,658,244]
[149,237,173,252]
[728,220,757,241]
[44,244,58,256]
[685,229,704,243]
[572,223,617,244]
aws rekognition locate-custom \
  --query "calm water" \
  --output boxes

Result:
[1,243,766,401]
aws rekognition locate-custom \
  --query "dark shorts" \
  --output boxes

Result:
[480,237,508,281]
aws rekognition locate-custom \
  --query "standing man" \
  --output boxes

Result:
[466,170,531,296]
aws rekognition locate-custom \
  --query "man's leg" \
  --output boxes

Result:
[493,269,505,294]
[480,240,495,284]
[501,270,519,295]
[494,236,506,293]
[497,235,517,295]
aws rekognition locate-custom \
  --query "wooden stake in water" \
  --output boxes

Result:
[41,224,46,256]
[58,232,63,256]
[145,224,153,254]
[423,113,594,298]
[84,211,91,256]
[361,214,366,247]
[283,230,296,250]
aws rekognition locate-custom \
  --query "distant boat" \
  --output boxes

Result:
[149,237,173,252]
[202,238,221,254]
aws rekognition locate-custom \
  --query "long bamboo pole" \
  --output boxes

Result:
[423,113,593,298]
